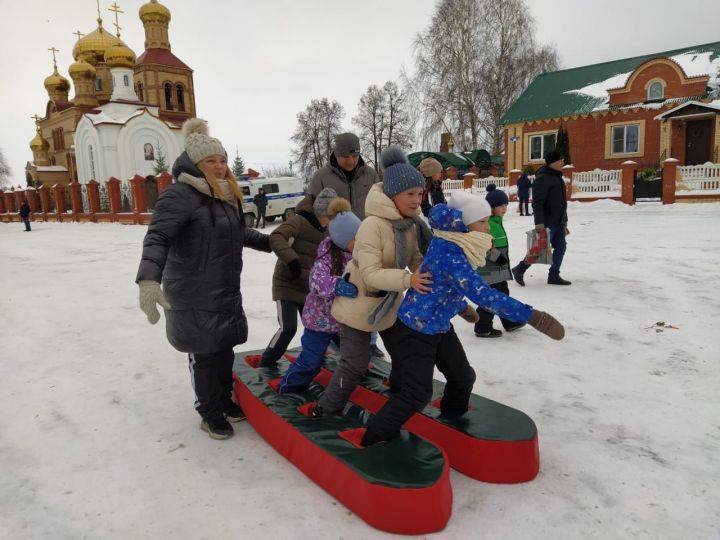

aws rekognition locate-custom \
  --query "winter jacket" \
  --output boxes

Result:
[331,183,423,332]
[301,237,352,334]
[532,166,567,227]
[398,204,532,335]
[136,152,271,354]
[19,202,31,218]
[477,215,512,285]
[253,193,268,210]
[516,173,531,199]
[420,181,446,217]
[307,154,380,220]
[269,195,327,304]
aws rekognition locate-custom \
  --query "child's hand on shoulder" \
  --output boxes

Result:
[410,271,433,294]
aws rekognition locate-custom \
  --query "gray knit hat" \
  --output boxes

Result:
[182,118,227,164]
[313,187,339,218]
[334,133,361,157]
[380,147,425,199]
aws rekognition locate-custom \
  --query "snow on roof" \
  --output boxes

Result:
[564,51,720,108]
[36,165,68,172]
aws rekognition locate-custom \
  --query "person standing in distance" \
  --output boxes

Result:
[512,150,571,286]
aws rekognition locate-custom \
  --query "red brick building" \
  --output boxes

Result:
[501,42,720,173]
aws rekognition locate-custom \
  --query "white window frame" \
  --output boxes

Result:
[528,132,556,162]
[611,124,640,155]
[646,79,664,101]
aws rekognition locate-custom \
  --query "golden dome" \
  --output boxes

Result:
[139,0,171,23]
[69,59,97,79]
[44,67,71,92]
[30,130,49,151]
[105,42,136,69]
[72,22,123,65]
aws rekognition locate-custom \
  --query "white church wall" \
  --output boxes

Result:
[117,113,182,179]
[74,116,103,184]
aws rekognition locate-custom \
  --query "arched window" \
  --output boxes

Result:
[164,82,173,109]
[647,80,664,100]
[136,82,144,101]
[176,84,185,112]
[123,74,130,87]
[95,77,103,91]
[89,145,96,180]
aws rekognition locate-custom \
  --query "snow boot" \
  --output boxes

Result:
[200,415,234,440]
[475,329,502,338]
[547,275,572,285]
[512,265,526,286]
[224,401,246,423]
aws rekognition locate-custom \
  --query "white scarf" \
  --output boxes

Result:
[433,230,493,269]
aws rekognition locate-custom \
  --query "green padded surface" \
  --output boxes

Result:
[233,353,446,489]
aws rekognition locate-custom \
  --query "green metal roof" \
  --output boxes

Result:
[408,149,491,169]
[501,41,720,125]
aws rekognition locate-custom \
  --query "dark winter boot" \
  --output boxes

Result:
[224,401,246,423]
[360,428,387,447]
[475,329,502,338]
[547,275,572,286]
[200,415,234,440]
[512,265,526,286]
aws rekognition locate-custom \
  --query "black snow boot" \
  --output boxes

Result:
[200,415,234,440]
[547,275,572,285]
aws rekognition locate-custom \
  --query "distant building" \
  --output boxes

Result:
[26,0,193,187]
[501,42,720,173]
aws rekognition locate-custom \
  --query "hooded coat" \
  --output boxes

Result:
[398,204,532,335]
[532,166,568,227]
[331,183,423,332]
[307,154,380,220]
[136,152,270,353]
[269,195,327,304]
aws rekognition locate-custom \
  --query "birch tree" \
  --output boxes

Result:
[291,98,344,179]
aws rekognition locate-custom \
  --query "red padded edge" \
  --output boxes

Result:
[338,428,368,449]
[232,374,452,534]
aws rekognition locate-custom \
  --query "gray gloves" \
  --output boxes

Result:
[138,280,171,324]
[528,309,564,340]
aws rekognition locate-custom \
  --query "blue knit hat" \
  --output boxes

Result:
[380,147,425,199]
[327,197,361,250]
[485,184,509,208]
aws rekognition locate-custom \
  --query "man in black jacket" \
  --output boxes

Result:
[512,150,571,286]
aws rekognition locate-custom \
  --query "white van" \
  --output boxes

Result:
[237,176,306,227]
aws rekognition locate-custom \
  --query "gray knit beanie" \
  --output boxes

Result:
[313,187,339,218]
[182,118,227,164]
[380,147,425,199]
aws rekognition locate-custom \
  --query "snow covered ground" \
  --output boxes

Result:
[1,199,718,539]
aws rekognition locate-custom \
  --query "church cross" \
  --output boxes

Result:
[48,46,59,69]
[31,114,41,126]
[73,30,85,41]
[96,0,103,26]
[108,2,124,38]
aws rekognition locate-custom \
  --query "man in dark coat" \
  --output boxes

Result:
[516,172,531,216]
[253,187,268,228]
[19,200,32,231]
[512,150,571,286]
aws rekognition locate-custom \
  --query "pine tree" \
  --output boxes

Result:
[232,149,245,177]
[555,124,571,165]
[153,145,169,175]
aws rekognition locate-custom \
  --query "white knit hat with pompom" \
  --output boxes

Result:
[182,118,227,164]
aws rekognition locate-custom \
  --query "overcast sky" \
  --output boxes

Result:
[1,0,719,182]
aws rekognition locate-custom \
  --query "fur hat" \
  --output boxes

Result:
[544,150,563,165]
[183,118,227,164]
[313,187,339,218]
[327,198,361,250]
[417,157,442,178]
[447,191,492,226]
[380,147,425,199]
[334,133,361,157]
[485,184,509,208]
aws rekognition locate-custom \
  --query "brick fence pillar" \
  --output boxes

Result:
[157,171,172,194]
[38,185,50,220]
[53,184,66,221]
[25,187,38,213]
[620,161,637,205]
[5,189,17,213]
[562,165,575,200]
[662,158,678,205]
[87,180,100,221]
[106,177,121,220]
[508,169,521,201]
[14,189,25,210]
[446,166,458,180]
[131,174,148,214]
[68,182,83,220]
[463,173,475,190]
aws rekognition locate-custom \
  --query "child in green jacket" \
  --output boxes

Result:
[474,184,525,337]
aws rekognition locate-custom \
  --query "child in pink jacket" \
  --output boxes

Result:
[278,198,361,393]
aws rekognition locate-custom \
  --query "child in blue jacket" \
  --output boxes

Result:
[360,191,565,446]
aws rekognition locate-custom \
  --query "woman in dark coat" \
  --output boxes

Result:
[136,118,270,440]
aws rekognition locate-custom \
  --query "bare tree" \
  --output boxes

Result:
[353,81,414,172]
[407,0,558,154]
[0,147,12,188]
[291,98,344,179]
[262,165,294,177]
